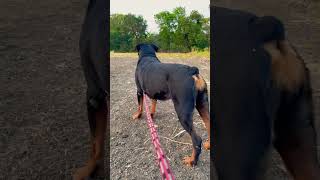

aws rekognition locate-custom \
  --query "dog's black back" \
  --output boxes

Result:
[135,44,199,101]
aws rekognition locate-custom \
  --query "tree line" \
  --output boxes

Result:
[110,7,210,52]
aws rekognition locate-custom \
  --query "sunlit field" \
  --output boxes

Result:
[110,51,210,60]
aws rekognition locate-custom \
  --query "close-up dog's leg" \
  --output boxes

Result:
[90,101,108,177]
[73,107,107,180]
[273,79,320,180]
[265,39,320,179]
[132,92,143,120]
[213,77,272,179]
[74,0,108,178]
[193,74,210,150]
[173,98,202,167]
[215,122,271,180]
[274,124,320,180]
[196,87,210,150]
[180,114,202,167]
[74,101,107,180]
[150,99,157,118]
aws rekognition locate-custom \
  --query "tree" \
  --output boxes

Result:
[110,8,209,52]
[110,14,147,52]
[155,11,177,51]
[145,32,160,45]
[155,7,209,52]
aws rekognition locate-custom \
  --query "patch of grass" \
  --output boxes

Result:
[110,51,210,60]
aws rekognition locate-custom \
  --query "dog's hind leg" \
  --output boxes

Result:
[264,39,320,179]
[173,97,202,167]
[273,77,320,180]
[274,124,320,180]
[132,91,143,120]
[195,78,210,150]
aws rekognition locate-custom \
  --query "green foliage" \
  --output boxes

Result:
[110,7,210,52]
[144,32,160,45]
[110,14,147,52]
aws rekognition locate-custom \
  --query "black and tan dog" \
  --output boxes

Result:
[132,43,210,166]
[73,0,108,179]
[212,6,320,180]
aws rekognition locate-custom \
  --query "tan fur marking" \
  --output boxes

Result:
[192,74,207,91]
[263,40,306,91]
[150,99,157,116]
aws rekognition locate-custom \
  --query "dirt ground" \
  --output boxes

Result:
[0,0,92,179]
[110,56,210,179]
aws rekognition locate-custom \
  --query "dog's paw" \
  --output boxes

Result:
[132,111,142,120]
[204,140,210,150]
[183,156,196,167]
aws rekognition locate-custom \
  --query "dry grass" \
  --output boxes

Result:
[110,51,210,60]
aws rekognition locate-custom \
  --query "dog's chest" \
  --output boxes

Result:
[137,67,172,100]
[149,90,171,100]
[141,77,171,101]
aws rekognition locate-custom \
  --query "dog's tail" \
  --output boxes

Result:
[189,66,207,91]
[192,74,207,92]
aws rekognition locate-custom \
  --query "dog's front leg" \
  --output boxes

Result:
[150,99,157,118]
[73,100,108,180]
[132,91,143,120]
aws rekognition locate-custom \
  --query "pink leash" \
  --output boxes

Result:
[143,94,175,180]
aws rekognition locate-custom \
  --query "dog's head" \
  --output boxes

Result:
[136,43,159,58]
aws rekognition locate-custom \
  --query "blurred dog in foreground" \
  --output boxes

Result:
[73,0,108,179]
[212,6,320,180]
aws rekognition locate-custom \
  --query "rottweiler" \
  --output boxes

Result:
[73,0,108,179]
[132,43,210,166]
[212,6,320,180]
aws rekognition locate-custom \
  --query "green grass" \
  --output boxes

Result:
[110,51,210,59]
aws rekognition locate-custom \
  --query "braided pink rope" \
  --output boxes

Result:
[143,94,175,180]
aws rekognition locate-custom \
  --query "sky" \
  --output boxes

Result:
[110,0,210,33]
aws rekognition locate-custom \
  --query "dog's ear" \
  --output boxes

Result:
[151,44,159,52]
[136,44,142,52]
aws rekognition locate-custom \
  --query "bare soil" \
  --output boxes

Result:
[0,0,92,179]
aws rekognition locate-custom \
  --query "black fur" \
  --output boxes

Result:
[80,0,108,111]
[75,0,108,178]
